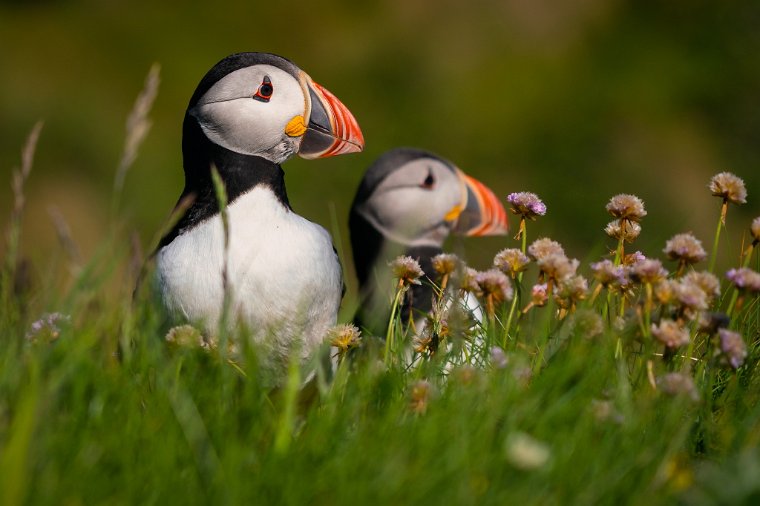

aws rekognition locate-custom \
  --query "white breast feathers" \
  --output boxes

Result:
[156,186,342,362]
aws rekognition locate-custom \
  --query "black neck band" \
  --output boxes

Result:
[158,115,290,249]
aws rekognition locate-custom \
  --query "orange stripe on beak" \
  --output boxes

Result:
[456,173,508,236]
[298,80,364,159]
[313,82,364,157]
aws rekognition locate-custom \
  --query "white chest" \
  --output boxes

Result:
[155,187,342,355]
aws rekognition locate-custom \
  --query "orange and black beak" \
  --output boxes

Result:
[298,77,364,159]
[449,170,508,236]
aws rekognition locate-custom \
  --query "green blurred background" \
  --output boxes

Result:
[1,0,759,299]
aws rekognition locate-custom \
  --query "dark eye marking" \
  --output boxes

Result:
[420,169,436,189]
[253,76,273,102]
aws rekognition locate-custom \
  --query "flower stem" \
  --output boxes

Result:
[603,289,613,324]
[727,293,745,319]
[503,218,528,346]
[486,293,496,347]
[385,282,405,365]
[589,283,603,305]
[618,291,626,319]
[708,199,728,273]
[440,273,449,293]
[614,219,626,266]
[503,285,519,348]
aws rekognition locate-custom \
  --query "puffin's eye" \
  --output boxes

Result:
[253,76,273,102]
[420,171,435,189]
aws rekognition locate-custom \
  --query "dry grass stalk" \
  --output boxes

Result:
[12,122,44,218]
[113,63,161,197]
[4,121,44,296]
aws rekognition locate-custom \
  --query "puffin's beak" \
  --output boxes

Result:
[298,78,364,159]
[449,171,508,236]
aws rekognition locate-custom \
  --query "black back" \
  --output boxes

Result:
[350,207,442,336]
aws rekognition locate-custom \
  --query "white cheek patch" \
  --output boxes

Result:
[192,100,287,156]
[360,187,459,246]
[189,65,307,158]
[369,188,430,231]
[358,160,466,246]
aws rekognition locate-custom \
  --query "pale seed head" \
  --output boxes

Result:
[329,323,362,354]
[459,266,482,295]
[431,253,459,277]
[651,319,691,349]
[673,279,709,313]
[629,258,668,284]
[604,220,641,243]
[709,171,747,205]
[590,259,627,287]
[389,255,424,286]
[654,280,678,305]
[475,269,514,303]
[554,275,588,308]
[606,194,647,222]
[494,248,531,278]
[663,232,707,265]
[164,324,205,348]
[537,254,579,282]
[682,271,721,303]
[751,216,760,242]
[527,237,565,261]
[726,267,760,293]
[718,328,747,369]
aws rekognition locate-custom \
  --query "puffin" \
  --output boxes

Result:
[349,148,507,336]
[154,52,364,370]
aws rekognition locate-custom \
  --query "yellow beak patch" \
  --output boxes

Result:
[444,204,463,222]
[285,115,307,137]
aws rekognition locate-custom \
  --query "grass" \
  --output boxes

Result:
[2,78,760,506]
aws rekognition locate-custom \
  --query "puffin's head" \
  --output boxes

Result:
[351,148,508,247]
[186,52,364,164]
